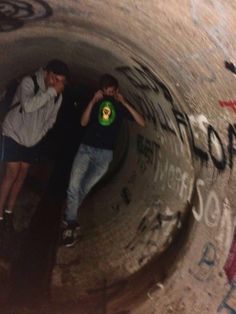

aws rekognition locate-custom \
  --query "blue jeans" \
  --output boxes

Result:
[65,144,113,223]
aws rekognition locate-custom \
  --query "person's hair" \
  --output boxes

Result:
[45,59,70,79]
[99,74,118,90]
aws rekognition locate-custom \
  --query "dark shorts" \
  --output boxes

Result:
[0,135,39,163]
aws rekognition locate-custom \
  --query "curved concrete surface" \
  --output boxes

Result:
[0,1,236,313]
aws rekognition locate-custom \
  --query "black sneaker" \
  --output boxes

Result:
[61,219,80,230]
[61,219,68,230]
[4,211,13,228]
[62,224,80,247]
[0,216,4,227]
[5,210,12,215]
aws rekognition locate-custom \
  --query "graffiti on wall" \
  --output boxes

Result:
[189,242,217,282]
[128,89,183,159]
[192,182,222,228]
[218,229,236,313]
[219,100,236,114]
[172,109,235,172]
[117,58,235,259]
[110,172,137,215]
[136,134,160,172]
[217,280,236,313]
[225,61,236,75]
[192,189,235,254]
[117,58,236,288]
[117,60,236,173]
[153,158,193,203]
[224,228,236,283]
[189,188,236,310]
[125,199,181,266]
[116,58,174,106]
[0,0,53,32]
[191,178,235,251]
[175,109,227,172]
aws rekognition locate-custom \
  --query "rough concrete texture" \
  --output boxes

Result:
[0,0,236,313]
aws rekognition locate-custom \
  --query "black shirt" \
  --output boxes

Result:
[82,96,133,150]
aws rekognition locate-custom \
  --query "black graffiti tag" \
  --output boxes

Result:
[0,0,53,32]
[125,205,181,252]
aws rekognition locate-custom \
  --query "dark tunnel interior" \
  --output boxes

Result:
[0,1,236,314]
[0,44,193,312]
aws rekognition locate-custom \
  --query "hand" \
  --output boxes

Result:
[115,90,125,103]
[92,90,104,104]
[47,71,66,94]
[53,80,65,94]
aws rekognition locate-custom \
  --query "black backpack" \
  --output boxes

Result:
[0,74,39,121]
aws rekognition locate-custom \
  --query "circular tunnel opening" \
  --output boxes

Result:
[1,1,235,314]
[0,30,195,313]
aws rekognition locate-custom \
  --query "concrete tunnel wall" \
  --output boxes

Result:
[0,0,236,313]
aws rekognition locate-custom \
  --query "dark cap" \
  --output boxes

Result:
[45,59,70,79]
[99,74,118,90]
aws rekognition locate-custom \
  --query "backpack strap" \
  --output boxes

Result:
[31,74,39,95]
[18,74,39,113]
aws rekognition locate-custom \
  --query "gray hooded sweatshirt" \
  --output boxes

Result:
[2,68,62,147]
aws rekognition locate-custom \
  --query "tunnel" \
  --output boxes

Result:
[0,1,236,313]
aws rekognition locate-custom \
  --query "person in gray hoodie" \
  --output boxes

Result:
[0,59,70,222]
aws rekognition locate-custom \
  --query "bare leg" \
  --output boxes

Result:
[6,162,30,213]
[0,162,21,217]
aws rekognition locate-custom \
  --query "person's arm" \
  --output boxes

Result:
[20,76,58,113]
[43,94,62,130]
[80,90,103,126]
[115,91,146,127]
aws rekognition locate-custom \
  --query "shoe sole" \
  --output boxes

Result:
[5,210,12,214]
[64,239,78,248]
[61,221,80,232]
